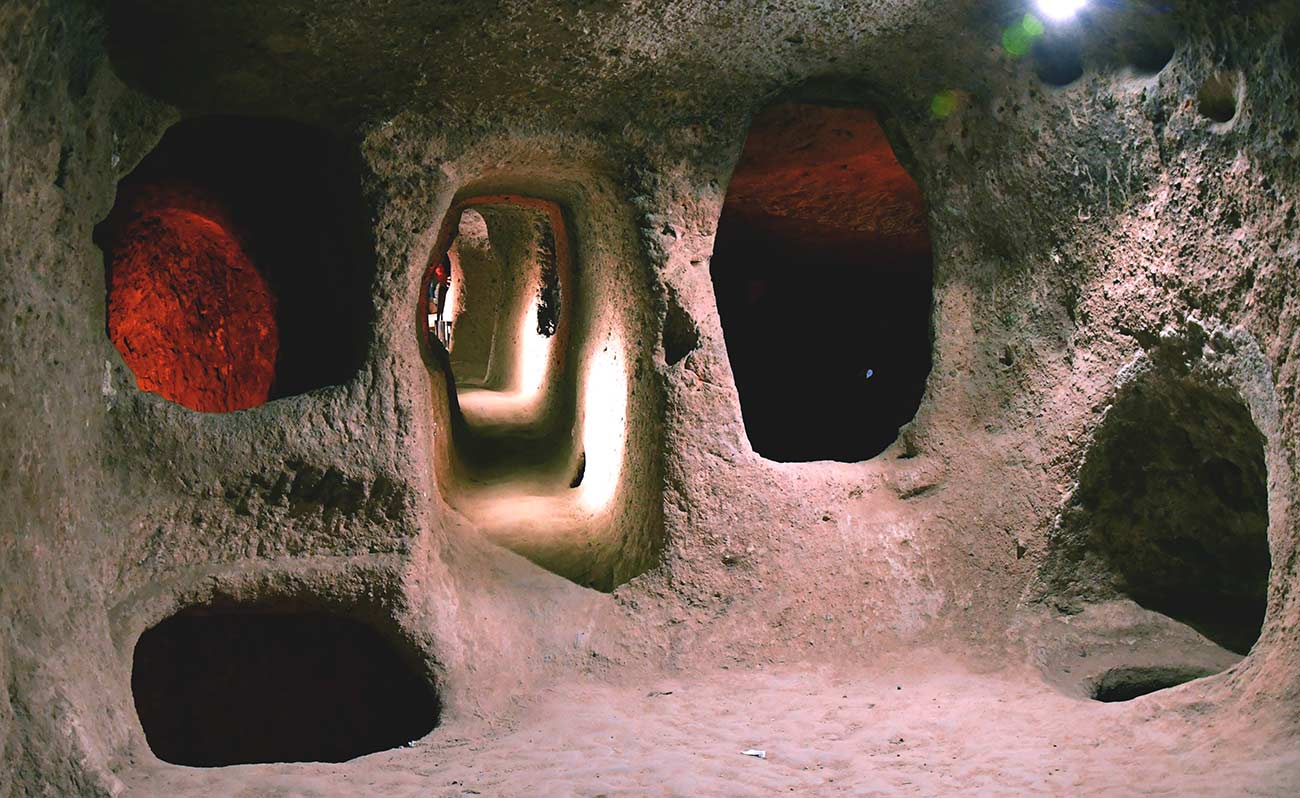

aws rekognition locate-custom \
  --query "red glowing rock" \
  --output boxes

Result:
[104,186,278,412]
[721,102,931,264]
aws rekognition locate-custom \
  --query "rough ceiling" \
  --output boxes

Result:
[106,0,990,129]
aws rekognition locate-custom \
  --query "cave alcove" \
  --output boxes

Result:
[1049,367,1271,656]
[95,116,375,412]
[710,101,934,463]
[131,605,440,766]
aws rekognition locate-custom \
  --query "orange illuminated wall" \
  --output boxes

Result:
[104,185,277,412]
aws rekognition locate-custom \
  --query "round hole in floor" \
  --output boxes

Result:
[1090,666,1218,702]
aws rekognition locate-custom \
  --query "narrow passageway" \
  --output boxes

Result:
[423,194,644,590]
[429,201,576,488]
[428,197,579,485]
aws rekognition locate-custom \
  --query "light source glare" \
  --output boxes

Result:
[579,334,627,513]
[1035,0,1087,21]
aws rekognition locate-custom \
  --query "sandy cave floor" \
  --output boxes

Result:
[120,654,1300,798]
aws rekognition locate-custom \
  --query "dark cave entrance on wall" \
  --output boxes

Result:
[1051,369,1271,656]
[131,607,440,766]
[94,116,375,413]
[710,102,934,463]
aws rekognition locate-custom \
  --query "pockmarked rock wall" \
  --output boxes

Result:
[3,0,1300,794]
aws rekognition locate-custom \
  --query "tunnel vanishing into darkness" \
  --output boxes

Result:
[95,116,375,413]
[1050,369,1271,656]
[423,196,577,481]
[710,102,934,463]
[131,607,439,766]
[425,195,637,589]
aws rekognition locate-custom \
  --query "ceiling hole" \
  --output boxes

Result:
[1124,31,1175,75]
[1033,38,1085,86]
[1198,72,1239,123]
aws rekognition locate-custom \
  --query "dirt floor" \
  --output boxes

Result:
[119,654,1300,798]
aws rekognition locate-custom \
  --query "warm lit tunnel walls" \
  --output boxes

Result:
[423,199,568,411]
[422,190,662,591]
[1047,367,1271,657]
[96,117,375,413]
[132,606,439,766]
[710,102,934,462]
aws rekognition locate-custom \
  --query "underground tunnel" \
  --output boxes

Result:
[6,0,1300,795]
[424,197,578,487]
[422,193,660,592]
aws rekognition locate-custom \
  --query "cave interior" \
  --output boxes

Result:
[3,0,1300,796]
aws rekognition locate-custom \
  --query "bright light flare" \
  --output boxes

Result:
[578,336,627,514]
[1035,0,1087,22]
[518,299,552,397]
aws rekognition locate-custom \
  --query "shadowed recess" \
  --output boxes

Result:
[710,102,933,462]
[662,286,700,367]
[1090,666,1217,703]
[1198,72,1239,123]
[1051,371,1270,655]
[132,608,439,766]
[96,116,375,412]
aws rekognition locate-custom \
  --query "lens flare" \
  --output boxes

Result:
[1035,0,1087,22]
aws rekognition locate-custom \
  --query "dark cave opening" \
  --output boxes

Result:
[96,116,374,412]
[1058,371,1271,655]
[131,607,440,766]
[1198,72,1239,123]
[710,102,933,463]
